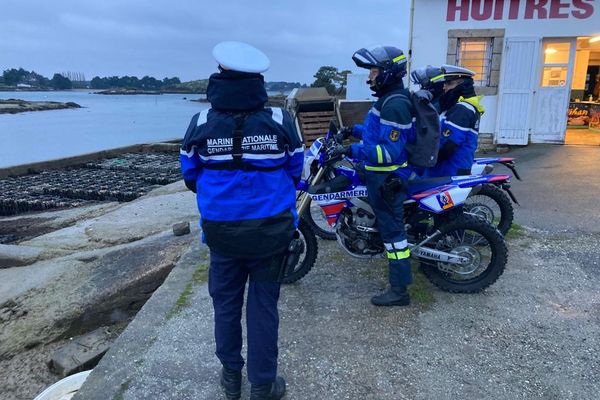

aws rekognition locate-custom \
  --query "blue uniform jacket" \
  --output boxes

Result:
[350,87,415,180]
[180,72,303,226]
[426,96,484,177]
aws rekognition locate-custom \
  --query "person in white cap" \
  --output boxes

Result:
[180,41,303,400]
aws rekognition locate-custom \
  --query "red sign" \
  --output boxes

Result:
[446,0,595,21]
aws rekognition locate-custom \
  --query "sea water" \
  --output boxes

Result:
[0,91,210,168]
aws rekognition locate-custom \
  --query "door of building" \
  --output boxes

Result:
[531,38,576,143]
[496,38,539,145]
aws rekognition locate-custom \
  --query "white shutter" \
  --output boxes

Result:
[495,38,539,145]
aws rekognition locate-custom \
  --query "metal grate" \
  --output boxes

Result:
[456,38,493,87]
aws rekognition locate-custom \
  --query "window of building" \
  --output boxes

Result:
[447,29,504,95]
[541,41,571,87]
[456,38,493,87]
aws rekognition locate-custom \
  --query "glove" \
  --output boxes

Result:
[437,140,458,161]
[339,126,354,140]
[327,144,352,159]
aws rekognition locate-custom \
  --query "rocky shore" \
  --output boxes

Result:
[0,146,198,398]
[0,99,81,114]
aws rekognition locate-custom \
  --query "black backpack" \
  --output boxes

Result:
[382,90,440,168]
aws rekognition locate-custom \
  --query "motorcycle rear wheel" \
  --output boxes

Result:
[464,184,514,236]
[281,217,319,284]
[420,215,507,293]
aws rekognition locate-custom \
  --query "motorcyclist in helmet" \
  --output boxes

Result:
[332,45,415,307]
[420,65,485,177]
[410,65,445,112]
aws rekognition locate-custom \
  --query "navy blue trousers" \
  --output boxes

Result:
[208,250,281,385]
[365,172,413,288]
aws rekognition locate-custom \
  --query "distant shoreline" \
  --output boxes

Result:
[191,95,287,107]
[96,88,206,95]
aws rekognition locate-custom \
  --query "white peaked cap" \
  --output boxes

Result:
[212,41,270,73]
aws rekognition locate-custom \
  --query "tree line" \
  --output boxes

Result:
[1,65,350,94]
[0,68,75,90]
[89,76,181,90]
[310,66,351,95]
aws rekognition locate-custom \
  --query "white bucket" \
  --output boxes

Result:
[33,370,92,400]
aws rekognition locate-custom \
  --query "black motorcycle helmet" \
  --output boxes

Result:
[410,65,445,89]
[410,65,445,98]
[352,45,407,94]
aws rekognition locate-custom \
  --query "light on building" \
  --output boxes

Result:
[545,48,557,54]
[590,36,600,44]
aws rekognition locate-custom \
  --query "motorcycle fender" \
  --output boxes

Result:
[470,163,486,175]
[419,187,472,213]
[301,138,323,179]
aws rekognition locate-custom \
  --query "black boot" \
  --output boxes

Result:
[371,287,410,307]
[220,366,242,400]
[250,376,286,400]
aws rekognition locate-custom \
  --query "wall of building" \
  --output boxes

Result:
[411,0,599,137]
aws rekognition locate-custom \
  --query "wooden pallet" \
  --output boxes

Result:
[337,100,372,128]
[297,111,337,145]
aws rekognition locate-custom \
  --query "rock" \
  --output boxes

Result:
[49,327,117,377]
[496,145,510,154]
[0,244,46,268]
[172,221,190,236]
[0,308,12,321]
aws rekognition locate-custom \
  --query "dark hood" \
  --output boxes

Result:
[439,79,476,112]
[206,70,268,112]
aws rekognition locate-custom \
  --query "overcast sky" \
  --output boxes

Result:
[1,0,410,84]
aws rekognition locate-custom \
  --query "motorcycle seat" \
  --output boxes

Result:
[406,176,453,195]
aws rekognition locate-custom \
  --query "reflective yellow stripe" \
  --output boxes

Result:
[376,145,383,164]
[430,74,445,82]
[364,161,408,172]
[393,54,407,63]
[387,249,410,260]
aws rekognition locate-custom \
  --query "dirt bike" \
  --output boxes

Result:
[286,123,508,293]
[302,152,521,239]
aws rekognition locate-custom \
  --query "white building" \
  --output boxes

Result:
[349,0,600,145]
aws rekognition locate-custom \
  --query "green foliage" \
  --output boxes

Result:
[2,68,49,87]
[265,81,306,93]
[89,75,183,91]
[166,262,209,319]
[50,73,72,90]
[311,66,337,94]
[505,223,526,239]
[311,66,351,95]
[408,263,435,306]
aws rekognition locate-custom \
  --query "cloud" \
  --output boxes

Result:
[0,0,410,83]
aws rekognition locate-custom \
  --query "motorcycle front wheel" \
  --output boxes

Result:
[419,215,507,293]
[281,217,319,284]
[303,197,337,240]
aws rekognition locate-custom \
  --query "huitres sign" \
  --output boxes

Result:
[447,0,595,21]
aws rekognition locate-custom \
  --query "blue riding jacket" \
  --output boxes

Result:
[350,86,415,180]
[426,96,484,177]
